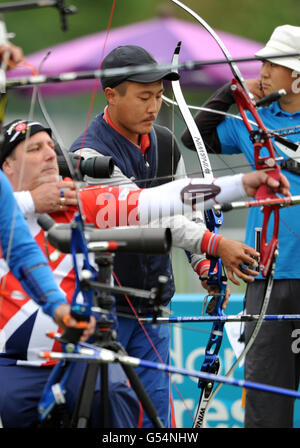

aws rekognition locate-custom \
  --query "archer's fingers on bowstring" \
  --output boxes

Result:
[226,268,241,286]
[235,264,258,282]
[239,263,259,278]
[221,287,230,310]
[222,285,231,309]
[230,244,259,269]
[222,298,229,310]
[229,266,256,285]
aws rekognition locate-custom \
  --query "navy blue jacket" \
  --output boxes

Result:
[70,114,181,315]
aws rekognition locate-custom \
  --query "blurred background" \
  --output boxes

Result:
[2,0,300,429]
[2,0,299,296]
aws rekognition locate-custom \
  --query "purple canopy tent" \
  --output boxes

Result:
[7,17,263,95]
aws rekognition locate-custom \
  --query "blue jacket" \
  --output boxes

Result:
[217,101,300,279]
[0,170,66,318]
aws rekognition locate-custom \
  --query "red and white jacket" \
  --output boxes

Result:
[0,175,247,366]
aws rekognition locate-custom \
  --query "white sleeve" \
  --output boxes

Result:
[77,148,209,253]
[170,216,207,254]
[138,174,247,222]
[146,214,207,254]
[204,174,247,208]
[174,155,206,261]
[190,252,207,271]
[14,191,35,216]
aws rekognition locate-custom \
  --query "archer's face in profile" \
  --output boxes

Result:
[260,61,299,98]
[2,131,59,191]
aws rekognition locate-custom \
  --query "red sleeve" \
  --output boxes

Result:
[79,185,143,229]
[200,230,223,257]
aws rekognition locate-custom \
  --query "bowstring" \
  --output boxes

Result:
[0,55,40,313]
[71,0,194,424]
[76,0,116,160]
[168,0,295,426]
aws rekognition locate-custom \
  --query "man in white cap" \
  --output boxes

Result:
[181,25,300,428]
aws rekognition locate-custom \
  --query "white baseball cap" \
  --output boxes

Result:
[255,25,300,73]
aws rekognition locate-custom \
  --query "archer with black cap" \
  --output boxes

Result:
[69,44,207,428]
[100,45,179,88]
[69,44,267,428]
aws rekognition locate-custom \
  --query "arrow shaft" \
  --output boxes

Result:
[41,345,300,400]
[213,195,300,212]
[140,314,300,324]
[6,51,300,89]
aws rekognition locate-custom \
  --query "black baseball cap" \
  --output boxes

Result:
[100,45,180,89]
[0,120,52,167]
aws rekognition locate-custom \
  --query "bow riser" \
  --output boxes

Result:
[231,78,281,278]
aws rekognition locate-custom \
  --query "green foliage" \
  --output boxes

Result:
[0,0,163,53]
[171,0,300,41]
[0,0,299,54]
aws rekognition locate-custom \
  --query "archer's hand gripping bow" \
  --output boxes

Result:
[230,79,281,278]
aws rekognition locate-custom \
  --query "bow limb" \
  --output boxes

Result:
[171,42,214,182]
[171,0,254,101]
[231,80,280,276]
[173,0,280,277]
[169,0,282,425]
[163,94,300,161]
[37,1,118,420]
[171,40,228,427]
[208,84,281,405]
